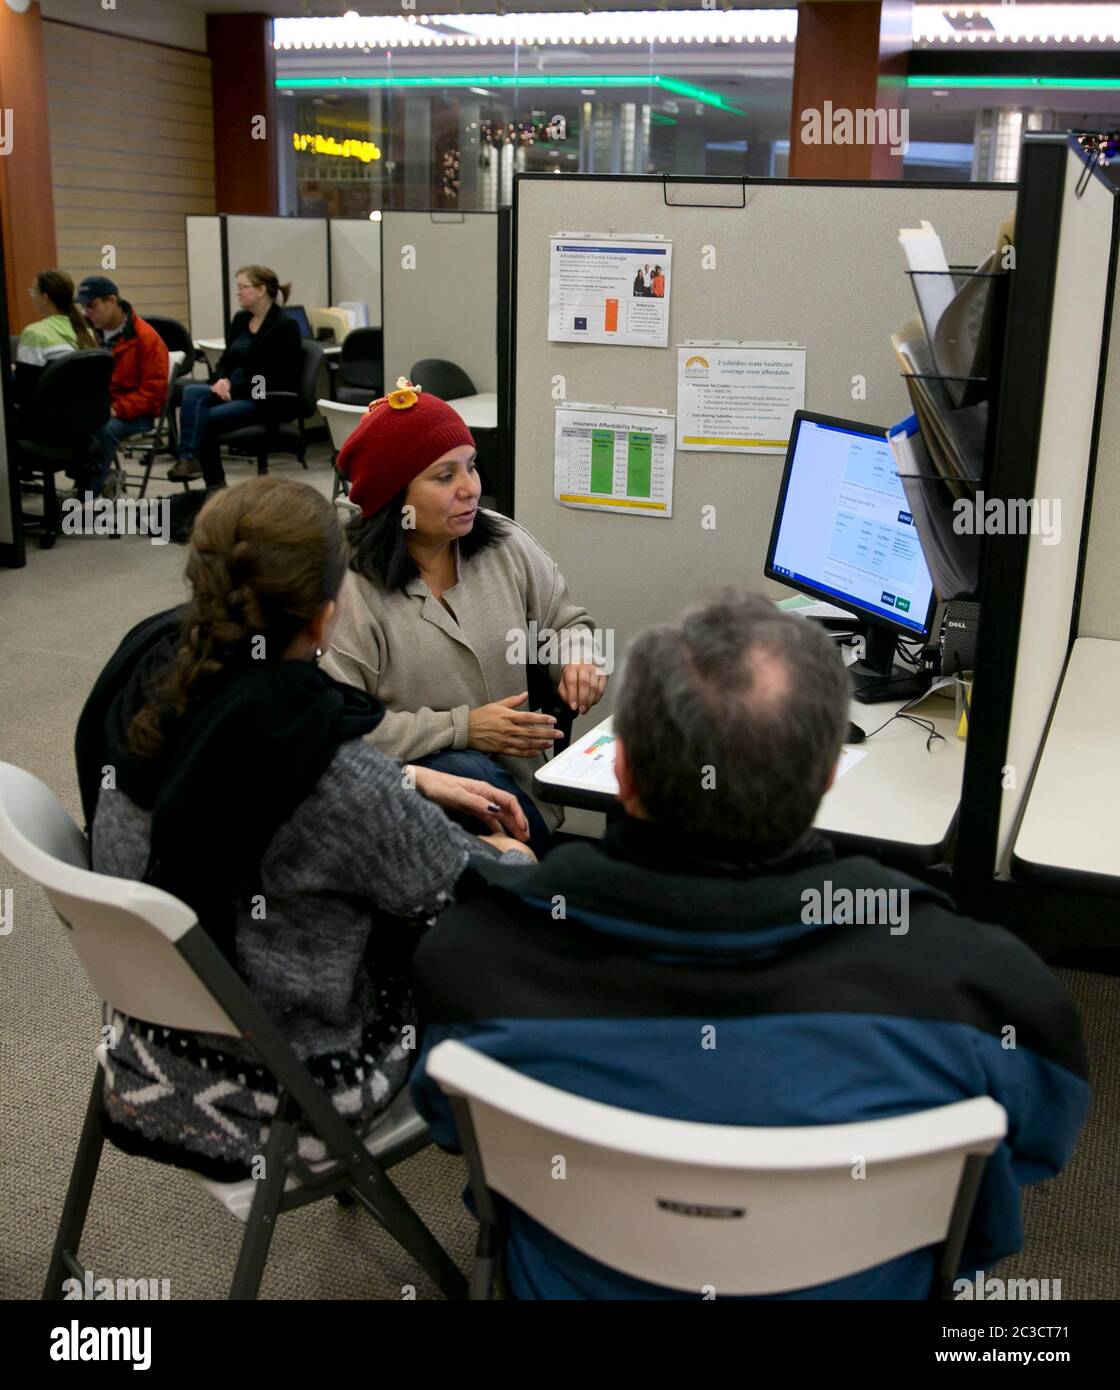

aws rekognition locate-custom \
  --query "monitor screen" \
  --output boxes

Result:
[285,305,313,340]
[765,412,936,638]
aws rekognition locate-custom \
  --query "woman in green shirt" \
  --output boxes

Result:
[17,269,98,367]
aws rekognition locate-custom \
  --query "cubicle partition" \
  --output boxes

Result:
[329,219,382,328]
[512,173,1013,712]
[953,136,1120,935]
[952,134,1120,952]
[185,214,381,337]
[224,217,328,329]
[380,211,499,393]
[185,215,225,343]
[0,211,22,567]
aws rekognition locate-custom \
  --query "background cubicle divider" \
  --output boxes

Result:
[224,216,329,328]
[185,215,225,343]
[185,214,381,338]
[512,172,1013,727]
[329,219,382,328]
[379,211,499,393]
[496,207,514,516]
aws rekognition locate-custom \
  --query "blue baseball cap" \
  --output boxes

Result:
[75,275,120,304]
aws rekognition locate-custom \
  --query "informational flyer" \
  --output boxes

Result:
[554,405,674,518]
[548,236,672,347]
[676,343,806,453]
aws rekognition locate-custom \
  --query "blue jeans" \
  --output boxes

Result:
[81,415,155,494]
[179,384,261,486]
[411,748,553,860]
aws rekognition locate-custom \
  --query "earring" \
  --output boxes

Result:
[315,648,323,663]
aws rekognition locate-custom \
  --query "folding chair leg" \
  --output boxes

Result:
[348,1152,467,1301]
[41,467,60,548]
[139,445,158,499]
[228,1098,297,1301]
[470,1223,500,1300]
[43,1068,106,1300]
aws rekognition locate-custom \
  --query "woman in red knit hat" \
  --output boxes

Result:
[322,379,607,855]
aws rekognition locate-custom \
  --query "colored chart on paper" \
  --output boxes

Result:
[554,407,674,518]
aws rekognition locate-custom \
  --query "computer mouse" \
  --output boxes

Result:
[846,721,866,744]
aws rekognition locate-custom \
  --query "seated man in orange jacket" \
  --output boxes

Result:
[74,276,169,498]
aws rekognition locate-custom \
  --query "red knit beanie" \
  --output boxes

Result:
[338,379,475,518]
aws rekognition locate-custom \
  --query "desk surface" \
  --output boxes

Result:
[536,668,966,863]
[446,392,497,431]
[1013,637,1120,889]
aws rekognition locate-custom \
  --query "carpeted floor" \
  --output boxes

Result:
[1,446,1117,1299]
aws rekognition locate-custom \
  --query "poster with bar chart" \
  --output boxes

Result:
[553,405,674,518]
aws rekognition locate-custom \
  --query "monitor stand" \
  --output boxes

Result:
[849,625,930,704]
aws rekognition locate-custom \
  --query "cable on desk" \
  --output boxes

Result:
[859,690,948,753]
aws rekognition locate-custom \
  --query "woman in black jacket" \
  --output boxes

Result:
[169,264,302,488]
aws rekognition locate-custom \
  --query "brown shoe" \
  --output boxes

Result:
[168,457,203,482]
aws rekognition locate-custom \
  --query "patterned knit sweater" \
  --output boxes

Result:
[91,738,522,1180]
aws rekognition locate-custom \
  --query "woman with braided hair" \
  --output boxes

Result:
[76,476,531,1180]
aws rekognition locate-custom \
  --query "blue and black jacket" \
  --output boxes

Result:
[410,818,1089,1299]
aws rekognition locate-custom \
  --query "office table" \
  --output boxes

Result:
[194,339,342,367]
[445,392,498,431]
[1012,637,1120,891]
[535,662,967,865]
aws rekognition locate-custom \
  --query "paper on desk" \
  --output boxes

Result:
[556,725,867,796]
[558,726,621,791]
[778,596,854,622]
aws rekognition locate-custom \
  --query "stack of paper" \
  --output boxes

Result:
[888,214,1014,600]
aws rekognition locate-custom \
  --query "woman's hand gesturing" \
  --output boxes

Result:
[468,692,563,757]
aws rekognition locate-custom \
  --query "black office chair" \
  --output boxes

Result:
[146,315,205,458]
[335,327,383,406]
[16,350,113,549]
[220,340,324,476]
[409,358,475,402]
[526,659,576,756]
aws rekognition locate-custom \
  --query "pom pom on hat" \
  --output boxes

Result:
[338,377,475,518]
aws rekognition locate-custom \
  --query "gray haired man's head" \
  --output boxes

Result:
[614,590,849,856]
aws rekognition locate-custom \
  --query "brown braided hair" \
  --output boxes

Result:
[129,477,348,757]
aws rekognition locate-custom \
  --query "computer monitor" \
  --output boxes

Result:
[285,304,314,341]
[764,410,936,703]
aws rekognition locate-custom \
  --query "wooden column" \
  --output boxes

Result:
[207,12,278,215]
[790,2,912,181]
[0,1,58,334]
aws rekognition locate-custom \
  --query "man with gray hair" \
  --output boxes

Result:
[410,590,1087,1300]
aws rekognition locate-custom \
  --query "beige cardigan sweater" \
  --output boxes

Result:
[321,512,594,827]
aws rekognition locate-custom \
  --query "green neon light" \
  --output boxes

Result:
[909,75,1120,91]
[277,73,745,114]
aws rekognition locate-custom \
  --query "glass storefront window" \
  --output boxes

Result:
[274,11,797,214]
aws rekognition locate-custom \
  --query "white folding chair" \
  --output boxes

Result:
[425,1039,1008,1300]
[318,398,368,500]
[0,762,465,1301]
